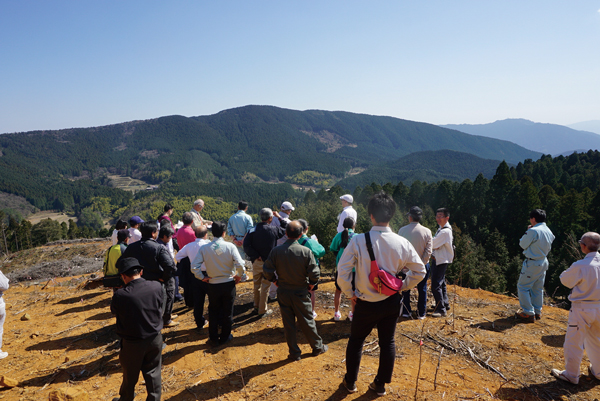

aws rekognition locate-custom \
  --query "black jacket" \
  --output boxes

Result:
[121,238,177,282]
[243,222,286,262]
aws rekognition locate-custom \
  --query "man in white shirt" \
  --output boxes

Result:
[175,226,211,330]
[430,208,454,318]
[128,216,144,244]
[0,269,9,359]
[551,232,600,384]
[337,192,425,396]
[337,194,357,233]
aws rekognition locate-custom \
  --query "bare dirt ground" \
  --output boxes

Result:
[26,211,76,226]
[0,240,599,401]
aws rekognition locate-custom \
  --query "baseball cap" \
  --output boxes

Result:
[408,206,423,218]
[281,201,295,211]
[130,216,144,225]
[340,194,354,204]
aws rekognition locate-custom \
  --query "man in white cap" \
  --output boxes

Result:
[338,195,357,233]
[272,201,295,230]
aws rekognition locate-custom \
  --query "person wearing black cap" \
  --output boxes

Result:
[111,257,163,401]
[398,206,432,319]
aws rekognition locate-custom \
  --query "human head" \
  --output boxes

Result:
[408,206,423,223]
[286,221,303,240]
[193,199,205,212]
[115,219,128,230]
[436,208,450,227]
[129,216,144,228]
[159,225,174,241]
[367,192,396,224]
[140,221,158,239]
[117,229,131,243]
[340,194,354,208]
[211,221,226,238]
[281,201,295,213]
[194,225,208,239]
[297,219,309,234]
[343,217,355,230]
[260,208,273,222]
[164,203,173,215]
[117,257,143,277]
[182,212,194,226]
[238,201,249,211]
[529,209,546,224]
[579,232,600,253]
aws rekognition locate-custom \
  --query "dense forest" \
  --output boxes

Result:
[2,150,599,304]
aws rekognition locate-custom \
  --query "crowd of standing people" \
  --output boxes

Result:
[101,193,600,400]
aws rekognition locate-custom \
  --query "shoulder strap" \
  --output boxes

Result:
[365,232,376,262]
[300,238,308,246]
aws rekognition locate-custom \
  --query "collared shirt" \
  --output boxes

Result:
[398,222,432,264]
[128,227,142,244]
[175,238,211,266]
[190,208,205,229]
[191,237,246,284]
[432,222,454,264]
[264,239,319,291]
[337,206,358,233]
[227,210,254,239]
[174,225,196,249]
[560,252,600,304]
[299,234,325,260]
[111,278,163,340]
[519,222,555,260]
[330,229,355,267]
[271,211,290,228]
[337,226,426,302]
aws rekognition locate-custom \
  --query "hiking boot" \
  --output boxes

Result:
[535,313,542,320]
[551,368,578,384]
[368,379,386,396]
[342,378,357,393]
[515,312,535,323]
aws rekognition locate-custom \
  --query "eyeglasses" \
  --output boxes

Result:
[579,240,586,246]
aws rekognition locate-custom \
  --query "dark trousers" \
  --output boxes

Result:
[345,292,400,384]
[278,287,324,358]
[401,263,430,317]
[207,281,236,343]
[174,276,184,301]
[192,278,209,328]
[164,277,175,324]
[119,332,162,401]
[431,260,449,313]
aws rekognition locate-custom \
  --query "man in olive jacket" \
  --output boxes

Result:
[264,220,327,361]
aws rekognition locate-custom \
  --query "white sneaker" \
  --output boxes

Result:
[418,315,426,320]
[334,311,342,321]
[348,311,354,322]
[0,351,8,359]
[551,368,578,384]
[312,311,318,319]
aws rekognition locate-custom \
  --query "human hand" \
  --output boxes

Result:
[202,277,210,283]
[234,275,241,284]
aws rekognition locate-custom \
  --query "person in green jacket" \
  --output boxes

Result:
[297,219,325,319]
[330,217,356,321]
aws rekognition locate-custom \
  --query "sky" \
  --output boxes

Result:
[1,1,599,134]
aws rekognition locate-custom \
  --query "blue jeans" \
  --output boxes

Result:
[431,261,449,314]
[517,258,548,315]
[401,263,430,317]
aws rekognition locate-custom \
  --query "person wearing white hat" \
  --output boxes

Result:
[269,201,296,299]
[337,195,357,233]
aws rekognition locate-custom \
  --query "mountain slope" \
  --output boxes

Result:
[568,120,600,135]
[336,150,501,189]
[442,118,600,155]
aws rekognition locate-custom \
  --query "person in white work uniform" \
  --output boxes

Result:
[0,269,9,359]
[551,232,600,384]
[337,194,357,233]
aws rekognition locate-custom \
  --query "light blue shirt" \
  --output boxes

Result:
[191,237,246,284]
[227,210,254,239]
[519,222,555,260]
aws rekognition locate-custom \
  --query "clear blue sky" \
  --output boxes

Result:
[1,1,599,134]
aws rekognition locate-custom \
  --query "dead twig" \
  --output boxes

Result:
[434,347,444,390]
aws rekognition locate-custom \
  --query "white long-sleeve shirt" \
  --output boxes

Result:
[176,238,210,271]
[432,223,454,264]
[560,251,600,304]
[337,225,426,302]
[337,206,358,233]
[191,237,246,284]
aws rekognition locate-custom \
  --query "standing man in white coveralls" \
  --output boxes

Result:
[516,209,555,322]
[551,232,600,384]
[0,269,8,359]
[337,194,357,233]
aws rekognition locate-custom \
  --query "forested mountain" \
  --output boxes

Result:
[0,106,540,213]
[442,119,600,156]
[335,150,501,189]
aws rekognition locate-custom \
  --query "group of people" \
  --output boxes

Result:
[104,193,600,400]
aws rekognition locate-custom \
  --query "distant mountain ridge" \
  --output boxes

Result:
[441,119,600,156]
[568,120,600,135]
[336,150,501,189]
[0,106,541,209]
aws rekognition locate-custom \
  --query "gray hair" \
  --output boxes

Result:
[581,232,600,252]
[259,208,273,222]
[193,199,204,208]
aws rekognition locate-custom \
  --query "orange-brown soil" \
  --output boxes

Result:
[0,241,598,400]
